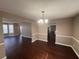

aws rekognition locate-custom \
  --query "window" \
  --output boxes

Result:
[3,24,8,34]
[3,24,14,34]
[9,24,14,33]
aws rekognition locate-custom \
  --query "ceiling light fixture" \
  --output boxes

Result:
[37,11,48,24]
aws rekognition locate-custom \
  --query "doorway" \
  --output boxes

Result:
[47,25,56,46]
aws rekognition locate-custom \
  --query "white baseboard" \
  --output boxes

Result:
[32,35,79,58]
[56,42,71,47]
[71,36,79,58]
[56,42,79,58]
[70,45,79,58]
[32,39,37,43]
[2,56,6,59]
[21,35,32,38]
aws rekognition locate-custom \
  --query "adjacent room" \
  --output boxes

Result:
[0,0,79,59]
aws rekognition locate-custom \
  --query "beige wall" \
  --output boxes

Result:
[32,19,73,45]
[14,23,20,36]
[31,18,79,57]
[49,19,73,36]
[49,18,79,57]
[32,23,38,35]
[0,17,5,59]
[32,18,73,44]
[72,16,79,56]
[32,22,48,42]
[21,22,32,38]
[0,17,4,43]
[45,19,73,45]
[73,16,79,40]
[38,24,48,41]
[32,23,39,42]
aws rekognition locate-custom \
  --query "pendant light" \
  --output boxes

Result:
[37,11,48,24]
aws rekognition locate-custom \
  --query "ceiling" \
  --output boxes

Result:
[0,0,79,21]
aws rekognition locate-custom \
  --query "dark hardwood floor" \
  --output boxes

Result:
[4,37,79,59]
